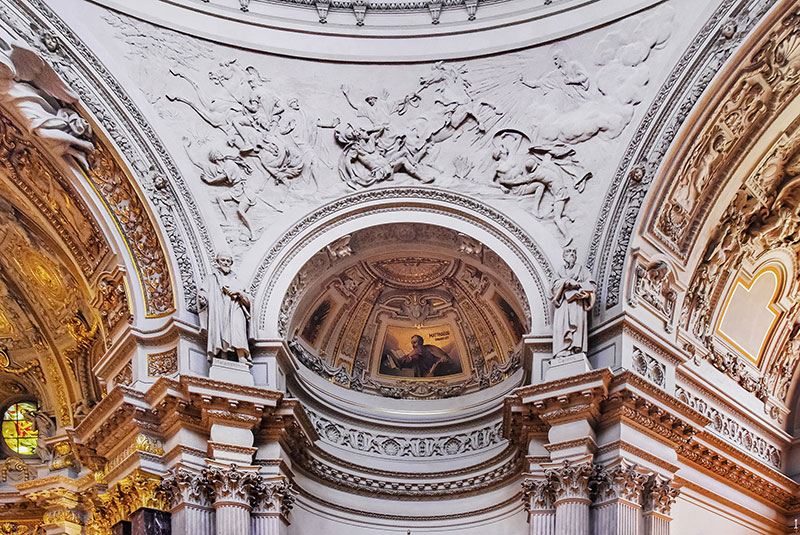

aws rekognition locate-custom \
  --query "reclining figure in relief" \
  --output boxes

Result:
[0,39,94,167]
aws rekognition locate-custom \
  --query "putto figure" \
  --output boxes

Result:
[199,252,252,364]
[550,247,596,358]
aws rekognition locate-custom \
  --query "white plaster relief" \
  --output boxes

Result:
[307,410,505,458]
[94,4,675,252]
[675,385,782,469]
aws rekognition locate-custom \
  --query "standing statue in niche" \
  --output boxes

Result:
[198,252,252,364]
[22,407,54,465]
[550,247,596,358]
[0,39,94,166]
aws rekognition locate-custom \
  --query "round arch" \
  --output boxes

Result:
[250,187,558,340]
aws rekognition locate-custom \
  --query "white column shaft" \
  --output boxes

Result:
[215,503,251,535]
[172,504,215,535]
[592,501,640,535]
[555,500,590,535]
[530,510,555,535]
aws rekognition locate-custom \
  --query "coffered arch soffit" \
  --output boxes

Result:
[252,187,556,340]
[0,96,180,428]
[0,0,209,314]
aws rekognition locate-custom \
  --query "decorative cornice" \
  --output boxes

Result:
[676,385,782,469]
[676,439,800,512]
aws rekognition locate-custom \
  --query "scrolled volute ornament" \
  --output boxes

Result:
[590,462,649,504]
[521,478,554,511]
[545,460,593,503]
[204,464,260,505]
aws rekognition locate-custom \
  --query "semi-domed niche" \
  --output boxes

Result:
[283,223,529,399]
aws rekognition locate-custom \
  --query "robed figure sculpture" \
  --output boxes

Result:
[199,252,252,364]
[550,247,596,358]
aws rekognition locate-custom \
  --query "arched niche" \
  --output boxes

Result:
[250,187,557,341]
[0,48,179,435]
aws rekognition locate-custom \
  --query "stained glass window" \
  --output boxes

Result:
[2,402,38,455]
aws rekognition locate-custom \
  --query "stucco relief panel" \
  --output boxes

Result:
[93,3,684,261]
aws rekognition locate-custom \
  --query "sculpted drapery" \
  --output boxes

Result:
[551,247,596,358]
[199,253,252,363]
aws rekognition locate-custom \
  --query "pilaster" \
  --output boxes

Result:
[251,479,294,535]
[642,474,680,535]
[590,461,649,535]
[547,460,593,535]
[205,464,259,535]
[522,478,554,535]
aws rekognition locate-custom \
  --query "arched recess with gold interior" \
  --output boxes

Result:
[0,37,177,492]
[629,0,800,502]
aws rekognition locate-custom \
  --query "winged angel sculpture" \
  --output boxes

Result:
[0,39,94,167]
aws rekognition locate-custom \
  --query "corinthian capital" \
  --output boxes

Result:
[204,465,260,506]
[161,469,214,509]
[591,461,649,504]
[546,460,593,504]
[252,478,295,516]
[521,478,555,511]
[643,474,680,516]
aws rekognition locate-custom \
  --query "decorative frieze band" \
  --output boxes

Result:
[675,386,782,469]
[307,410,505,458]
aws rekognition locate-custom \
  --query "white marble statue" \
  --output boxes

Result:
[550,247,596,358]
[198,252,252,364]
[0,39,93,166]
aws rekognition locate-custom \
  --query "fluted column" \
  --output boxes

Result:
[162,469,215,535]
[548,461,592,535]
[590,462,648,535]
[251,479,294,535]
[642,475,680,535]
[206,465,259,535]
[522,478,555,535]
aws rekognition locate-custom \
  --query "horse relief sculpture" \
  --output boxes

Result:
[334,61,501,189]
[169,60,337,240]
[162,5,672,245]
[0,39,94,167]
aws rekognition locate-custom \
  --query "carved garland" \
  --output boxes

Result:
[307,409,506,458]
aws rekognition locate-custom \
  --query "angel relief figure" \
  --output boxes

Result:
[334,123,438,189]
[490,129,592,241]
[0,39,94,166]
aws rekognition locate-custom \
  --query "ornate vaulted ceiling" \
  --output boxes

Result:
[285,223,527,399]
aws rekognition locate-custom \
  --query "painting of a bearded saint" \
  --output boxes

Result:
[379,326,463,378]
